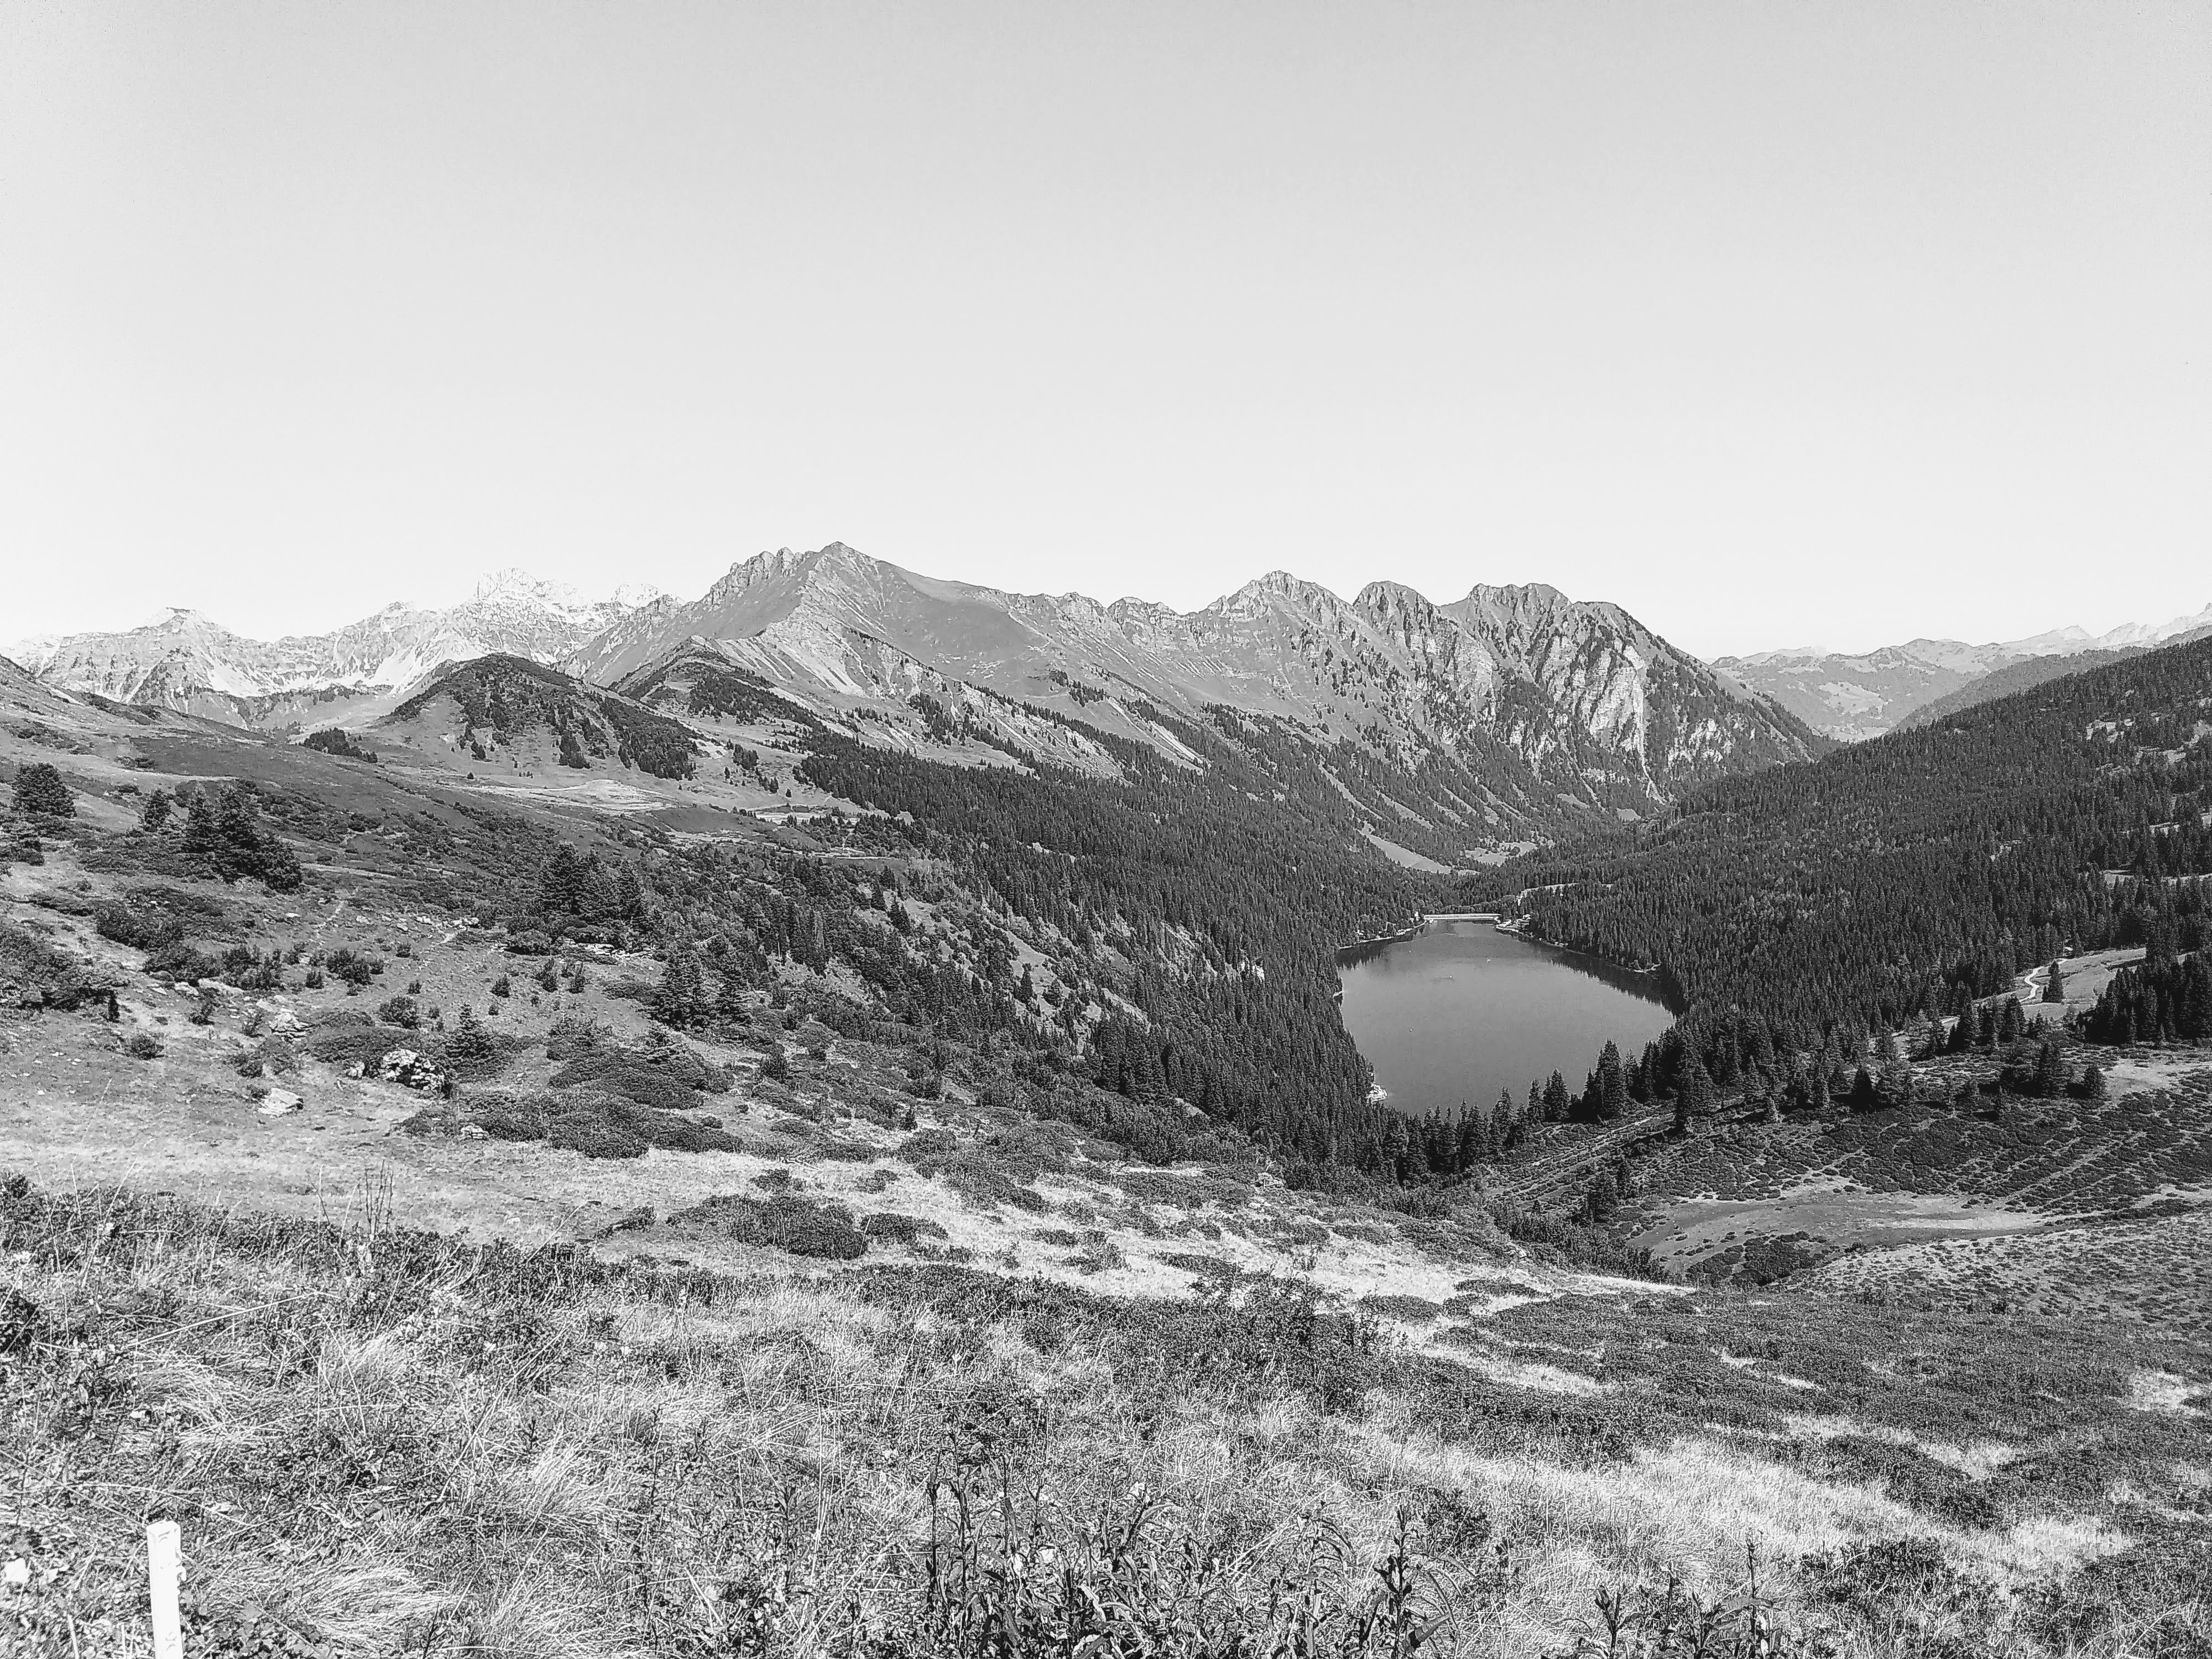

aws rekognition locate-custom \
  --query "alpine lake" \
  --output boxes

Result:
[1335,919,1682,1119]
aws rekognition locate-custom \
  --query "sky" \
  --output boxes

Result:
[2,2,2206,661]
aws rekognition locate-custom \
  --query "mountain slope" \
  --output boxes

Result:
[1897,624,2212,732]
[568,543,1818,847]
[19,571,662,728]
[378,654,700,779]
[1463,633,2212,1037]
[1721,601,2212,739]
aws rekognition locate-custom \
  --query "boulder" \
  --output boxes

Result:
[378,1048,450,1093]
[255,1089,303,1117]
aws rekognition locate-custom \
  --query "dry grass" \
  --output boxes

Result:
[6,1175,2210,1657]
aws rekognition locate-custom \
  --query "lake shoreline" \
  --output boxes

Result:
[1337,920,1682,1119]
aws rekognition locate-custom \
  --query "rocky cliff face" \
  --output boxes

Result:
[21,571,662,723]
[570,544,1818,834]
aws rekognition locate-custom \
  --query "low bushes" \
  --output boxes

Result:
[301,1013,394,1069]
[425,1087,743,1159]
[859,1211,948,1246]
[675,1192,868,1259]
[0,921,105,1010]
[92,901,182,952]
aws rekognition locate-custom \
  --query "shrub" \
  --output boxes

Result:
[301,1013,395,1069]
[0,921,102,1010]
[676,1193,867,1259]
[859,1212,948,1246]
[123,1032,163,1060]
[465,1092,552,1142]
[323,947,382,988]
[377,995,420,1029]
[550,1055,700,1112]
[302,728,378,763]
[546,1109,649,1160]
[93,902,182,951]
[143,939,220,984]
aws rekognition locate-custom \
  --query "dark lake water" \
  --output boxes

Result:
[1337,921,1681,1119]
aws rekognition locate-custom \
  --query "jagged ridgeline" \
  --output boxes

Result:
[389,654,697,778]
[1462,634,2212,1041]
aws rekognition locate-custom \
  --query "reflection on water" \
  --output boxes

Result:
[1337,921,1681,1120]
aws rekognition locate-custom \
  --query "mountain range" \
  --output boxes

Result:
[8,570,664,728]
[19,540,2204,854]
[7,544,1823,860]
[1718,604,2212,739]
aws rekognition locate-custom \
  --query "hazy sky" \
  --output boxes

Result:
[3,2,2206,659]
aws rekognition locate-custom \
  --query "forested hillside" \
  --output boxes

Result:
[786,691,1428,1166]
[1458,636,2212,1046]
[1895,646,2145,731]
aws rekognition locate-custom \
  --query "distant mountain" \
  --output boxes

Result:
[17,571,664,729]
[1720,602,2212,739]
[1896,623,2212,732]
[1894,648,2145,732]
[567,543,1820,847]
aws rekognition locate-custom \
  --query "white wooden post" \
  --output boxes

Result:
[147,1521,184,1659]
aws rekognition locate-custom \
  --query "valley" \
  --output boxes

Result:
[2,566,2209,1657]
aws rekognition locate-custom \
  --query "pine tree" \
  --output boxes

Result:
[444,1006,496,1070]
[2031,1039,2068,1099]
[1539,1071,1568,1120]
[11,763,73,818]
[2043,959,2066,1004]
[653,943,709,1029]
[1597,1040,1627,1120]
[1456,1107,1492,1170]
[139,789,172,831]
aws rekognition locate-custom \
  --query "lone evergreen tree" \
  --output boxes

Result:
[653,941,709,1030]
[11,763,72,818]
[2043,959,2066,1004]
[140,787,172,831]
